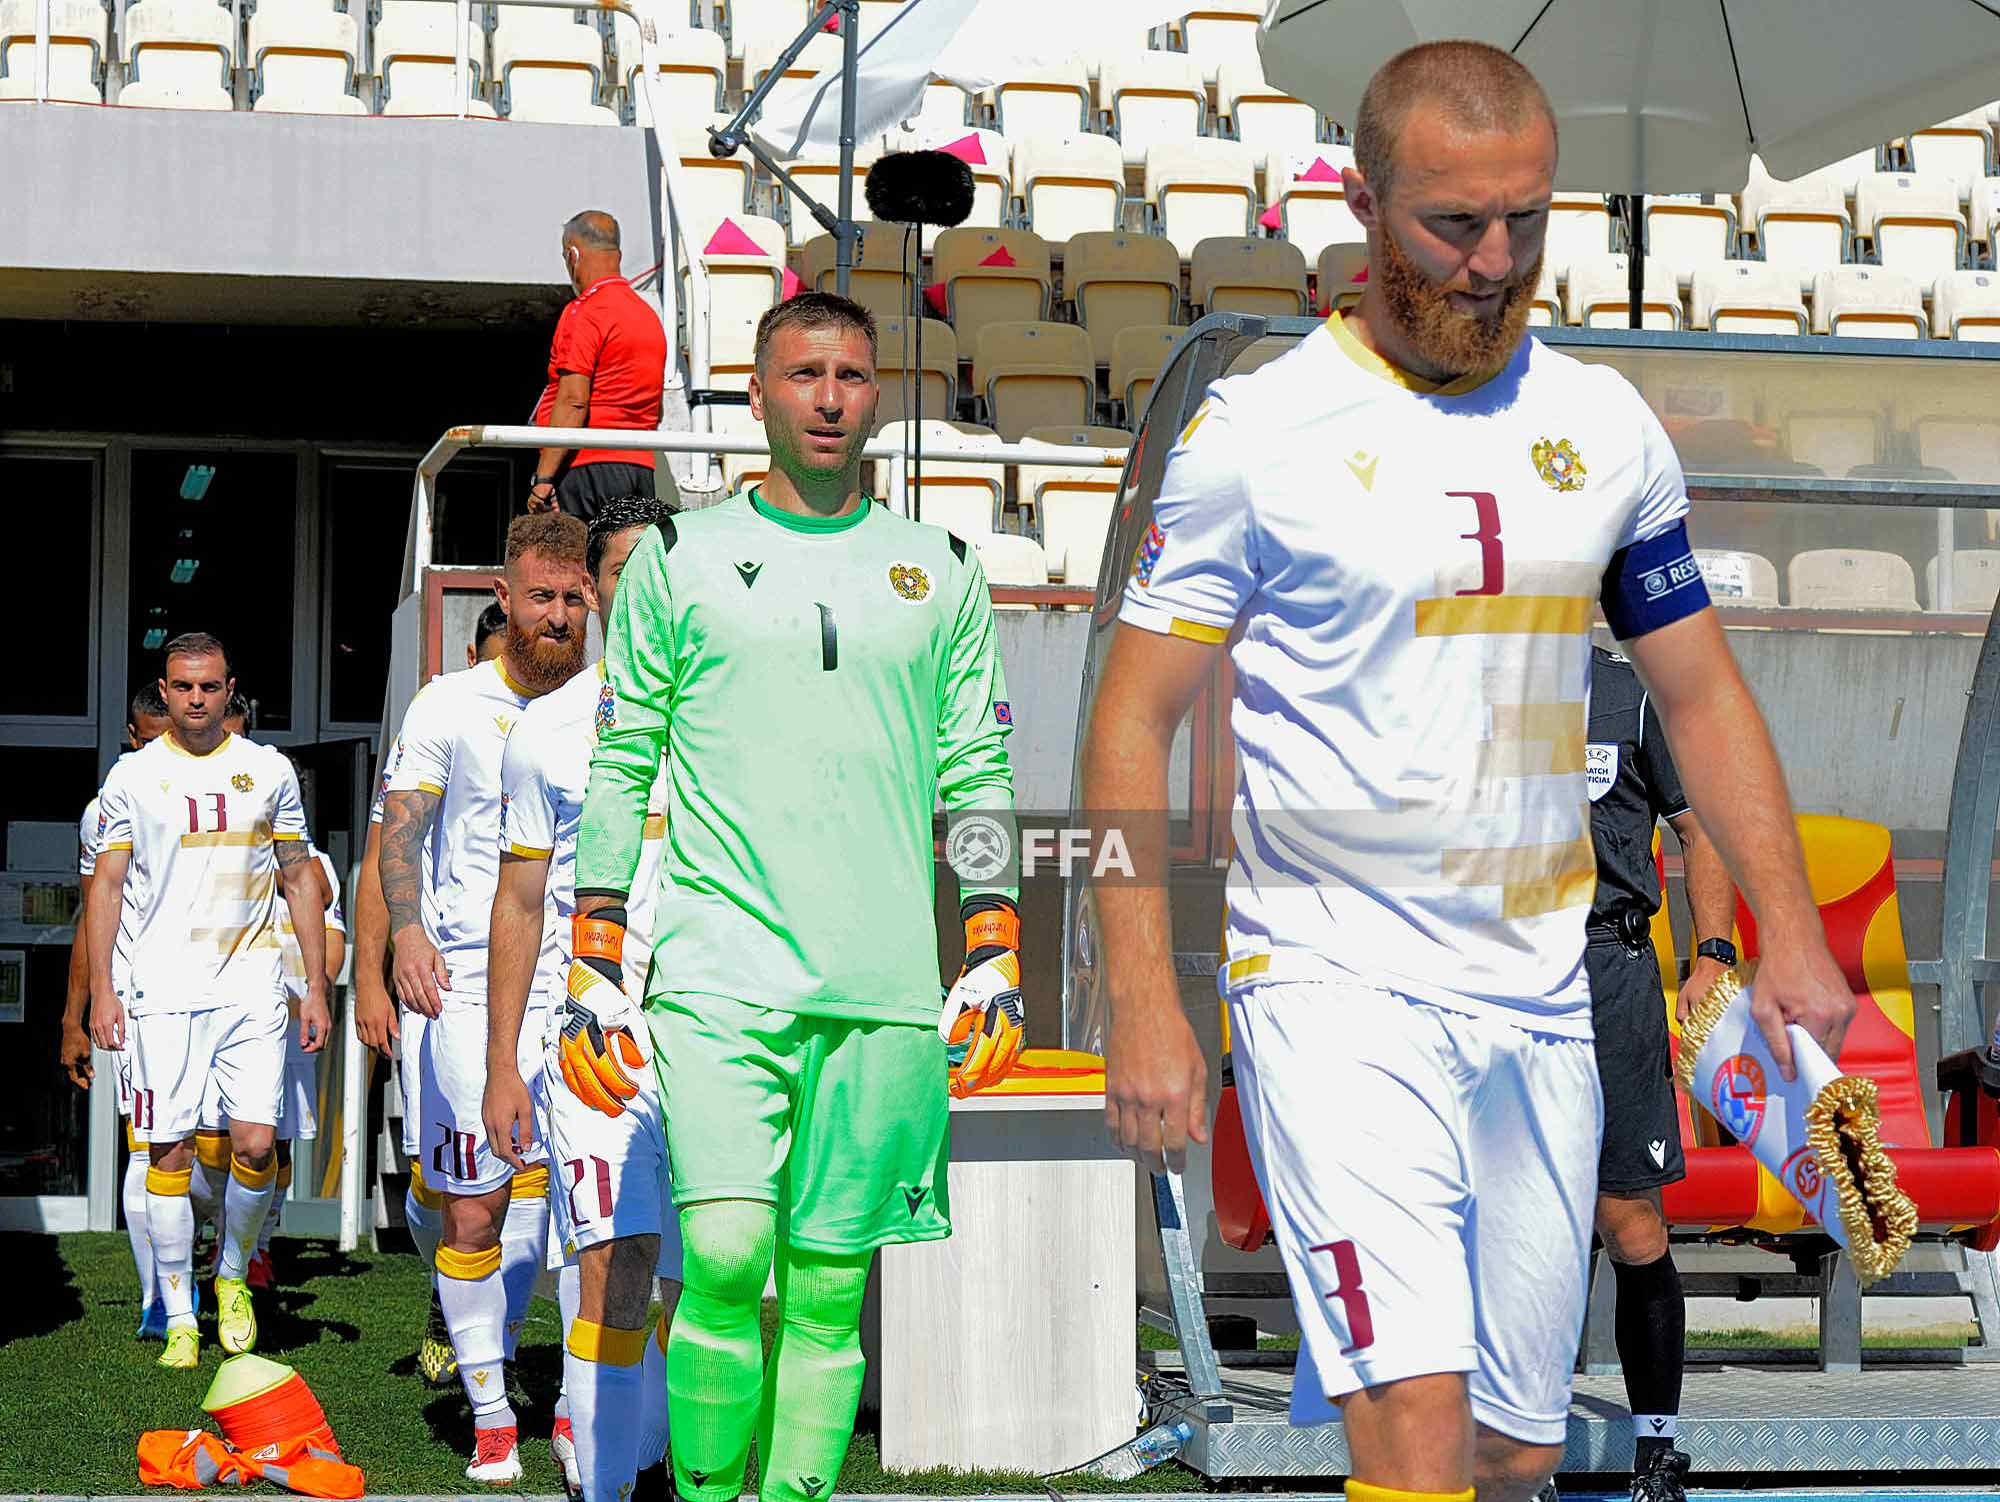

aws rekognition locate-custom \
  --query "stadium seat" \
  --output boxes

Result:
[872,316,957,431]
[1738,157,1851,292]
[1064,230,1182,367]
[1175,2,1259,87]
[800,229,912,318]
[1098,50,1206,168]
[1189,235,1307,317]
[1926,551,2000,612]
[1013,132,1125,244]
[248,0,362,113]
[1316,240,1368,314]
[1267,146,1360,263]
[1694,548,1781,607]
[1217,60,1318,160]
[783,147,879,247]
[121,0,233,110]
[973,321,1095,440]
[743,26,839,93]
[1642,194,1736,288]
[989,56,1092,137]
[877,418,1004,540]
[1014,438,1121,584]
[1544,193,1613,281]
[0,0,104,102]
[1783,407,1883,477]
[1145,138,1258,261]
[1787,548,1921,610]
[688,214,785,390]
[906,78,971,135]
[1906,110,1992,203]
[1930,268,2000,341]
[1810,265,1927,337]
[1912,406,2000,479]
[494,7,612,124]
[669,125,755,240]
[705,401,770,494]
[627,26,725,127]
[374,0,494,117]
[1526,256,1559,326]
[1689,260,1808,334]
[1855,171,1965,293]
[1563,254,1681,329]
[725,0,802,63]
[930,226,1053,353]
[1108,323,1181,424]
[973,532,1051,593]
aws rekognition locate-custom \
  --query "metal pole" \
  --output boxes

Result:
[1626,193,1644,330]
[834,0,859,297]
[454,0,470,117]
[33,0,51,103]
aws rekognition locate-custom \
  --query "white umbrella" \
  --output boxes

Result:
[1258,0,2000,324]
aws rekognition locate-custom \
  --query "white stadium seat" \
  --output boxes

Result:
[120,0,232,109]
[1543,193,1612,281]
[1526,256,1559,326]
[1013,132,1124,244]
[1267,145,1359,263]
[1788,548,1920,611]
[1803,145,1882,200]
[1738,156,1850,292]
[742,26,839,94]
[1810,265,1927,338]
[1695,549,1781,607]
[1971,176,2000,260]
[374,0,495,117]
[705,401,770,494]
[1854,170,1965,294]
[1218,60,1318,160]
[669,124,754,239]
[1563,254,1681,329]
[974,532,1051,594]
[627,26,725,127]
[1932,269,2000,341]
[1926,550,2000,612]
[989,55,1092,138]
[1690,260,1807,334]
[1098,50,1205,167]
[0,0,104,102]
[1013,446,1119,585]
[783,146,878,246]
[877,419,1005,540]
[250,0,362,114]
[1906,110,1991,203]
[687,214,785,390]
[724,0,800,63]
[1642,194,1735,289]
[1176,2,1260,87]
[1145,138,1258,261]
[905,78,970,135]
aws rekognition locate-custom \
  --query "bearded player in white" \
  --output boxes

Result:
[1087,42,1856,1502]
[484,496,680,1501]
[379,511,592,1482]
[87,634,331,1370]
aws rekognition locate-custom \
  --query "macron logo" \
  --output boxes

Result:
[1648,1139,1667,1168]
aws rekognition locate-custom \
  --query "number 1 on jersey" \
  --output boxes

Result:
[1449,490,1504,597]
[816,603,838,672]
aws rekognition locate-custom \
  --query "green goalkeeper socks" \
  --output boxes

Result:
[669,1200,778,1502]
[756,1243,873,1502]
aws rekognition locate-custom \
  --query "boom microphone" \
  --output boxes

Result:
[864,151,975,228]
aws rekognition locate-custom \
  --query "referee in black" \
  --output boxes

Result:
[1585,644,1738,1502]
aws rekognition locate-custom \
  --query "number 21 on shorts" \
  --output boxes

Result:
[1310,1238,1375,1355]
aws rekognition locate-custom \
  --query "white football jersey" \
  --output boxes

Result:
[80,784,148,993]
[1120,315,1706,1036]
[278,848,346,1001]
[381,658,543,1000]
[500,661,670,1002]
[96,733,310,1016]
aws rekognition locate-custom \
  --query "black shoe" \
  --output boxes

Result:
[1630,1448,1690,1502]
[1532,1481,1560,1502]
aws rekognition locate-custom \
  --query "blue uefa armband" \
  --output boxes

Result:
[1600,521,1710,640]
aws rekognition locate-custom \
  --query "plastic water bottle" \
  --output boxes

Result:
[1091,1419,1194,1480]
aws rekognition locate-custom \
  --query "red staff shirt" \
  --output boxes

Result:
[533,275,668,469]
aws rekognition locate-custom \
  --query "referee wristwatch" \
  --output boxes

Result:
[1695,937,1738,966]
[530,474,557,489]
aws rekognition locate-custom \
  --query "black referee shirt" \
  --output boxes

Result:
[1586,645,1690,922]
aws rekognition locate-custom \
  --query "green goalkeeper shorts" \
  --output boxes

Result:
[647,991,952,1254]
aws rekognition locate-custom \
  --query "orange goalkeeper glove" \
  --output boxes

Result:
[939,898,1025,1098]
[560,907,646,1117]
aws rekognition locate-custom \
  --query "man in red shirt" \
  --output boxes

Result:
[527,210,676,520]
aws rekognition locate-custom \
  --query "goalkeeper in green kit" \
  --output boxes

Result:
[570,291,1024,1502]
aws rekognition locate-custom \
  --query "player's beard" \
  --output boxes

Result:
[1375,219,1539,384]
[506,619,585,693]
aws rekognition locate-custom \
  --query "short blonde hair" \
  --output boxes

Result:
[1353,40,1558,204]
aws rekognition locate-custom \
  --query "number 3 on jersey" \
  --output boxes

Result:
[1449,491,1503,598]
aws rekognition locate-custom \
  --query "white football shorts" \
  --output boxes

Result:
[113,1046,135,1119]
[1228,979,1601,1447]
[128,1003,288,1142]
[277,1025,320,1140]
[418,991,549,1194]
[396,1006,430,1162]
[539,1006,682,1279]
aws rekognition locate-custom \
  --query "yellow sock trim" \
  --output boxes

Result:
[125,1121,140,1153]
[231,1155,278,1190]
[510,1165,550,1199]
[276,1162,293,1192]
[194,1131,231,1171]
[566,1318,650,1367]
[434,1243,502,1281]
[146,1165,194,1195]
[1343,1483,1474,1502]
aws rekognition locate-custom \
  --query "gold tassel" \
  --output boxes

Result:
[1673,964,1745,1093]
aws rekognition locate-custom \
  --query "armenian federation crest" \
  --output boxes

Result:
[231,772,254,793]
[1531,437,1587,492]
[889,562,931,602]
[594,680,617,738]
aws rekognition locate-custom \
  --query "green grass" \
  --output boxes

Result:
[1687,1324,1975,1349]
[0,1234,1201,1496]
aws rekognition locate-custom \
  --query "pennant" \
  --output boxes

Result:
[702,219,767,257]
[938,132,987,166]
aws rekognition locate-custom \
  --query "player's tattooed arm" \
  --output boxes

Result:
[380,789,451,1017]
[276,839,332,1051]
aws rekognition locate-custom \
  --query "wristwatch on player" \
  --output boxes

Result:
[530,474,556,490]
[1695,937,1738,966]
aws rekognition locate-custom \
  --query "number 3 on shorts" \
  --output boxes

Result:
[1310,1238,1375,1355]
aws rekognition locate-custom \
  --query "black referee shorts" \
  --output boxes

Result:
[1586,936,1687,1193]
[557,460,676,522]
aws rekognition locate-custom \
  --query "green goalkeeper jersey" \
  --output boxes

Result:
[578,489,1018,1025]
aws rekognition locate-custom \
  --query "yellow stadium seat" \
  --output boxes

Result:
[1065,230,1182,366]
[1108,323,1181,425]
[872,317,958,432]
[973,321,1095,440]
[1189,235,1306,317]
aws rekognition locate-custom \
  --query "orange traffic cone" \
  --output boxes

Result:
[201,1354,339,1457]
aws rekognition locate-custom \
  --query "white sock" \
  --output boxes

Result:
[555,1262,581,1422]
[563,1317,649,1501]
[1634,1413,1679,1441]
[188,1152,222,1231]
[217,1156,277,1282]
[124,1150,157,1311]
[146,1165,197,1328]
[637,1308,670,1471]
[259,1159,291,1257]
[404,1182,443,1272]
[437,1244,515,1425]
[499,1182,550,1361]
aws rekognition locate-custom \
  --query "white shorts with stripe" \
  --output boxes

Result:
[417,991,548,1194]
[128,1003,288,1143]
[396,1007,430,1161]
[1229,979,1601,1446]
[277,1026,319,1140]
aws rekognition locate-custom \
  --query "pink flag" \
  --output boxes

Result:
[938,132,988,166]
[976,244,1017,267]
[703,219,768,257]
